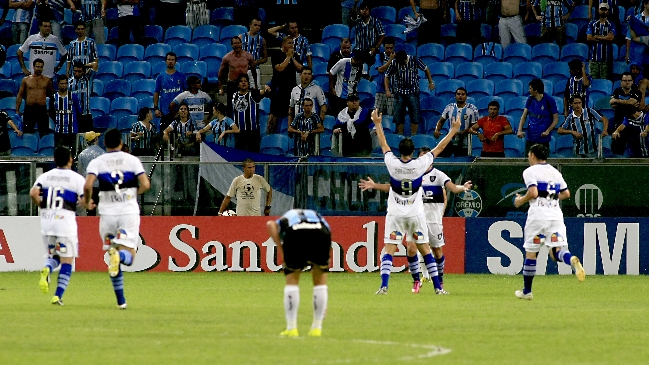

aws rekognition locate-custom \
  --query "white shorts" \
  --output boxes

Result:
[426,223,445,248]
[43,235,79,258]
[99,214,140,250]
[384,213,428,244]
[523,220,568,252]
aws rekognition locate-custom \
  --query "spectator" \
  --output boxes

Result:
[470,100,514,157]
[351,0,384,70]
[586,3,616,80]
[533,0,575,47]
[611,107,649,157]
[558,95,608,158]
[16,59,55,137]
[116,0,144,46]
[218,36,255,114]
[268,36,301,134]
[77,131,104,216]
[328,51,364,117]
[79,0,106,44]
[65,20,98,79]
[625,0,649,66]
[154,52,185,130]
[156,0,185,30]
[589,0,619,30]
[163,103,199,156]
[434,87,479,157]
[130,107,159,156]
[375,37,395,117]
[232,74,271,152]
[288,97,324,156]
[629,63,649,110]
[170,75,212,130]
[499,0,528,49]
[610,72,641,153]
[384,50,435,136]
[327,38,352,73]
[268,20,312,72]
[239,17,268,89]
[288,66,327,131]
[69,61,98,133]
[409,0,445,45]
[517,78,559,155]
[196,102,239,147]
[9,0,35,45]
[49,75,82,149]
[17,19,67,79]
[218,158,272,216]
[36,0,73,38]
[342,0,355,25]
[0,110,23,157]
[332,94,373,157]
[564,59,592,116]
[456,0,483,46]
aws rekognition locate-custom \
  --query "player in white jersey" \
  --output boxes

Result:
[368,109,460,295]
[84,129,150,309]
[30,147,90,306]
[513,143,585,300]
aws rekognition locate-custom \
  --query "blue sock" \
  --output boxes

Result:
[435,255,445,284]
[380,254,393,288]
[110,270,126,305]
[523,258,536,294]
[423,253,442,290]
[407,254,420,282]
[45,257,60,273]
[54,263,72,298]
[556,249,572,264]
[119,250,133,266]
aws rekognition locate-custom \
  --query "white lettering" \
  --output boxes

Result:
[201,240,228,271]
[583,223,639,275]
[346,221,379,272]
[330,241,344,272]
[261,238,282,272]
[230,240,261,272]
[487,221,524,275]
[168,224,199,271]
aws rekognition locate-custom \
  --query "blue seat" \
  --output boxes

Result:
[554,134,575,157]
[103,79,132,101]
[310,43,330,64]
[429,62,454,85]
[62,24,76,44]
[504,134,525,157]
[383,24,407,43]
[123,61,151,84]
[417,43,445,65]
[553,79,567,97]
[477,96,505,115]
[524,23,541,46]
[192,24,220,48]
[357,79,376,100]
[10,62,24,80]
[313,63,328,76]
[381,115,396,133]
[173,44,200,64]
[503,43,532,67]
[601,135,622,158]
[560,42,588,62]
[38,134,55,156]
[131,79,156,101]
[0,79,19,99]
[532,43,560,67]
[543,61,570,86]
[384,133,405,154]
[210,7,234,26]
[93,115,117,131]
[455,62,483,84]
[90,96,111,118]
[467,79,494,100]
[565,23,579,44]
[118,115,138,132]
[371,6,397,25]
[445,43,473,68]
[92,79,104,97]
[151,62,168,79]
[318,132,334,156]
[420,96,447,113]
[96,61,123,84]
[204,58,220,84]
[540,78,553,97]
[419,79,434,99]
[137,96,154,110]
[513,62,542,90]
[435,79,464,100]
[0,62,11,78]
[505,96,529,126]
[484,62,512,84]
[181,61,207,80]
[394,43,416,55]
[260,134,290,156]
[471,134,483,156]
[593,94,615,121]
[218,24,247,44]
[411,134,437,153]
[144,24,164,46]
[569,5,590,29]
[321,24,349,50]
[398,5,416,20]
[10,133,39,156]
[440,24,457,46]
[0,97,17,113]
[110,97,139,122]
[553,96,564,115]
[164,25,192,48]
[589,79,613,104]
[473,43,503,68]
[116,44,144,65]
[200,43,228,62]
[144,43,172,65]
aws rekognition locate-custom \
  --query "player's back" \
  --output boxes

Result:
[34,168,85,236]
[384,151,434,217]
[86,151,145,216]
[279,209,331,233]
[523,163,567,221]
[422,168,450,224]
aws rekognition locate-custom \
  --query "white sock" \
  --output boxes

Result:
[312,285,328,329]
[284,285,300,330]
[418,252,430,279]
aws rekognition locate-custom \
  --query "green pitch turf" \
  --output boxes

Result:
[1,272,648,365]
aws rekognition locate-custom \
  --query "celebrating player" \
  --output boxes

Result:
[267,209,332,337]
[513,143,585,300]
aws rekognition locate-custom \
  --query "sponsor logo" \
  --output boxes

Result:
[455,190,482,217]
[575,184,603,217]
[499,183,528,218]
[389,231,402,241]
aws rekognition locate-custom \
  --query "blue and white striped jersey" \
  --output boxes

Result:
[240,32,264,63]
[535,0,574,28]
[384,55,427,95]
[232,89,263,131]
[80,0,103,21]
[33,168,85,237]
[130,121,158,150]
[68,69,95,116]
[351,15,384,51]
[67,38,98,66]
[329,57,362,99]
[86,151,145,216]
[49,92,81,134]
[11,0,32,23]
[561,108,602,155]
[587,20,615,62]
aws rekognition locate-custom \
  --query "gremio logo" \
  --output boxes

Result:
[575,184,603,217]
[455,190,482,217]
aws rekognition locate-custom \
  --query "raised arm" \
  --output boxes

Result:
[432,117,461,157]
[371,109,390,154]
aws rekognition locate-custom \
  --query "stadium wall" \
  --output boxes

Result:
[0,217,645,274]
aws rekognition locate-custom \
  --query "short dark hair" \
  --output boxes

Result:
[231,36,242,44]
[54,147,71,167]
[420,147,432,154]
[488,100,500,109]
[529,78,544,94]
[529,143,549,160]
[73,20,85,28]
[38,19,50,27]
[301,66,312,74]
[214,102,228,115]
[395,50,407,63]
[359,2,371,10]
[236,73,249,84]
[383,37,395,46]
[165,52,177,60]
[186,75,200,87]
[622,71,633,79]
[569,95,584,104]
[456,87,467,95]
[138,107,150,121]
[249,17,262,25]
[72,61,85,70]
[398,138,415,157]
[33,58,44,67]
[243,158,255,167]
[302,97,313,105]
[568,59,583,69]
[104,128,122,149]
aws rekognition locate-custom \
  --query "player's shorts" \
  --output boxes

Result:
[523,219,568,252]
[99,214,140,250]
[43,235,79,258]
[384,213,429,245]
[282,224,332,274]
[426,223,445,248]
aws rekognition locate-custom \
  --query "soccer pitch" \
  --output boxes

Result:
[1,272,647,365]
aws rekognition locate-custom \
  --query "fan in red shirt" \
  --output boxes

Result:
[470,100,514,157]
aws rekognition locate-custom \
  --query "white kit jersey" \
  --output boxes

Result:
[421,168,450,224]
[384,151,434,217]
[86,151,145,215]
[522,163,567,221]
[33,168,85,237]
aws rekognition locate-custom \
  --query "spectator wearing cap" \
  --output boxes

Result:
[130,107,159,156]
[564,59,592,116]
[332,94,373,157]
[533,0,575,47]
[470,100,513,157]
[328,51,365,117]
[77,131,104,216]
[586,2,616,80]
[384,50,435,136]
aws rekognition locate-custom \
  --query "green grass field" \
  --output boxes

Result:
[1,272,648,365]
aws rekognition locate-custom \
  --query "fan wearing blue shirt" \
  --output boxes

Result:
[517,78,560,155]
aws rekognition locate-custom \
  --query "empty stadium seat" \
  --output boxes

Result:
[524,23,541,46]
[96,61,123,84]
[418,43,445,65]
[503,43,532,67]
[435,79,465,100]
[503,134,525,157]
[110,97,139,122]
[38,134,55,156]
[218,24,247,44]
[260,134,290,155]
[144,43,172,65]
[484,62,513,84]
[505,96,528,125]
[589,79,613,104]
[165,25,192,48]
[10,133,38,156]
[131,79,156,101]
[0,79,19,99]
[429,62,454,85]
[181,61,207,81]
[321,24,349,51]
[455,62,483,84]
[210,7,234,26]
[445,43,473,68]
[371,6,397,25]
[90,97,111,118]
[116,44,144,64]
[513,62,542,89]
[554,134,575,157]
[92,79,104,97]
[310,43,331,64]
[118,115,138,132]
[93,115,117,132]
[144,24,164,45]
[532,43,560,67]
[123,61,151,84]
[103,79,131,101]
[467,79,495,100]
[356,79,376,100]
[173,43,200,64]
[560,42,588,62]
[192,24,220,48]
[542,61,570,86]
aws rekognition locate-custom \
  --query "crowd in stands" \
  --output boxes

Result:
[2,0,649,159]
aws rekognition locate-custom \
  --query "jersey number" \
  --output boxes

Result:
[111,170,124,193]
[401,179,413,197]
[45,187,65,210]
